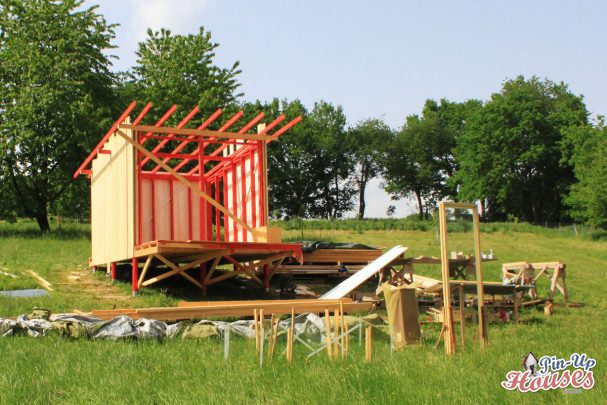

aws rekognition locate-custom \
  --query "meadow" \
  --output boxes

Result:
[0,219,605,404]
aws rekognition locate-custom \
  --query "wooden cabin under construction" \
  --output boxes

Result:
[74,102,303,294]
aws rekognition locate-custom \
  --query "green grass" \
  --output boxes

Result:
[0,220,606,403]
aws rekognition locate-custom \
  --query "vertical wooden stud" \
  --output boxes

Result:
[254,309,259,353]
[438,202,456,355]
[324,309,332,359]
[472,207,488,349]
[458,284,465,347]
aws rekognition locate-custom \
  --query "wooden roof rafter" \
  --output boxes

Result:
[73,101,302,178]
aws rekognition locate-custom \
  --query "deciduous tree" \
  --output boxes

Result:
[0,0,116,232]
[455,76,588,223]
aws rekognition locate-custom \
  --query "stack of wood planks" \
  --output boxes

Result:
[302,249,382,264]
[85,298,375,321]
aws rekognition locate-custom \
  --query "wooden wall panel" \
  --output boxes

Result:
[154,179,171,240]
[140,178,153,243]
[90,119,135,266]
[172,181,190,240]
[190,187,200,240]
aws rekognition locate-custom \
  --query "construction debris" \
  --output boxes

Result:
[27,270,53,291]
[320,245,408,299]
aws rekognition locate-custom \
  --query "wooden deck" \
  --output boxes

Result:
[131,239,303,292]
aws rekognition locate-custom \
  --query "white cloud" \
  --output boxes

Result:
[130,0,212,41]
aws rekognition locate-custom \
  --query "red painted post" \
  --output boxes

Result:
[110,262,117,282]
[200,263,207,295]
[131,257,139,295]
[263,264,270,292]
[169,180,175,240]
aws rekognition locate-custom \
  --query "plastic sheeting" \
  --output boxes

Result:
[0,310,385,342]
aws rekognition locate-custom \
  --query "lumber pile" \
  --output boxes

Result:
[303,249,382,264]
[87,298,375,321]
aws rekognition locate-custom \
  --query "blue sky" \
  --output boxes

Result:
[88,0,607,217]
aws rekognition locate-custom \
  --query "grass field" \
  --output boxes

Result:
[0,220,605,404]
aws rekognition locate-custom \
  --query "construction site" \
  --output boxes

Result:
[1,102,575,363]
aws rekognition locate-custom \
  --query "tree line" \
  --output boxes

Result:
[1,1,605,232]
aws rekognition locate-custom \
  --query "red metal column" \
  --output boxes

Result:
[131,257,139,295]
[239,158,248,242]
[187,187,193,240]
[223,172,229,241]
[169,180,175,240]
[250,151,257,229]
[231,165,238,240]
[110,262,117,282]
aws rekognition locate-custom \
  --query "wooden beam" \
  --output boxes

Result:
[89,300,374,321]
[141,250,228,287]
[472,206,488,349]
[438,202,456,355]
[120,124,279,143]
[137,255,154,288]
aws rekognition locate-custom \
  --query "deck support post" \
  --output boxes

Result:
[132,257,139,295]
[263,264,270,292]
[110,262,117,283]
[200,263,207,295]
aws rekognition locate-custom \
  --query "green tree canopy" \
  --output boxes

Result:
[255,99,353,219]
[125,27,242,124]
[0,0,116,232]
[347,118,393,219]
[382,99,474,218]
[565,121,607,228]
[455,76,588,223]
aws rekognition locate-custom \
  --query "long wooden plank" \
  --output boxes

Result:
[178,298,353,308]
[93,299,355,313]
[120,124,278,143]
[303,249,381,264]
[28,270,53,291]
[90,301,374,321]
[320,246,407,299]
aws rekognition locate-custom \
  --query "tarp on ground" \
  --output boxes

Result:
[0,311,386,342]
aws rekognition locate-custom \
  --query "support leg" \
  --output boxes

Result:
[131,257,139,296]
[263,264,270,292]
[200,263,207,295]
[110,262,117,283]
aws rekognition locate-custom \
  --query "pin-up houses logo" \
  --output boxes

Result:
[501,352,596,392]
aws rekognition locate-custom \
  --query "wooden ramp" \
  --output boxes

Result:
[320,246,408,299]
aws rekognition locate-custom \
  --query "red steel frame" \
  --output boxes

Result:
[75,101,302,293]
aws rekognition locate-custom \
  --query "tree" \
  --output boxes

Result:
[260,99,354,219]
[126,27,242,124]
[565,121,607,228]
[0,0,116,232]
[306,101,354,218]
[455,76,588,223]
[383,114,452,218]
[381,97,479,219]
[347,118,393,219]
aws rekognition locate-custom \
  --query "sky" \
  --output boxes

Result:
[87,0,607,218]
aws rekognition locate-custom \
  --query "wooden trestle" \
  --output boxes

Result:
[132,240,303,292]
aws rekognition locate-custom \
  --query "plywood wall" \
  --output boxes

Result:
[139,177,202,242]
[90,119,135,266]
